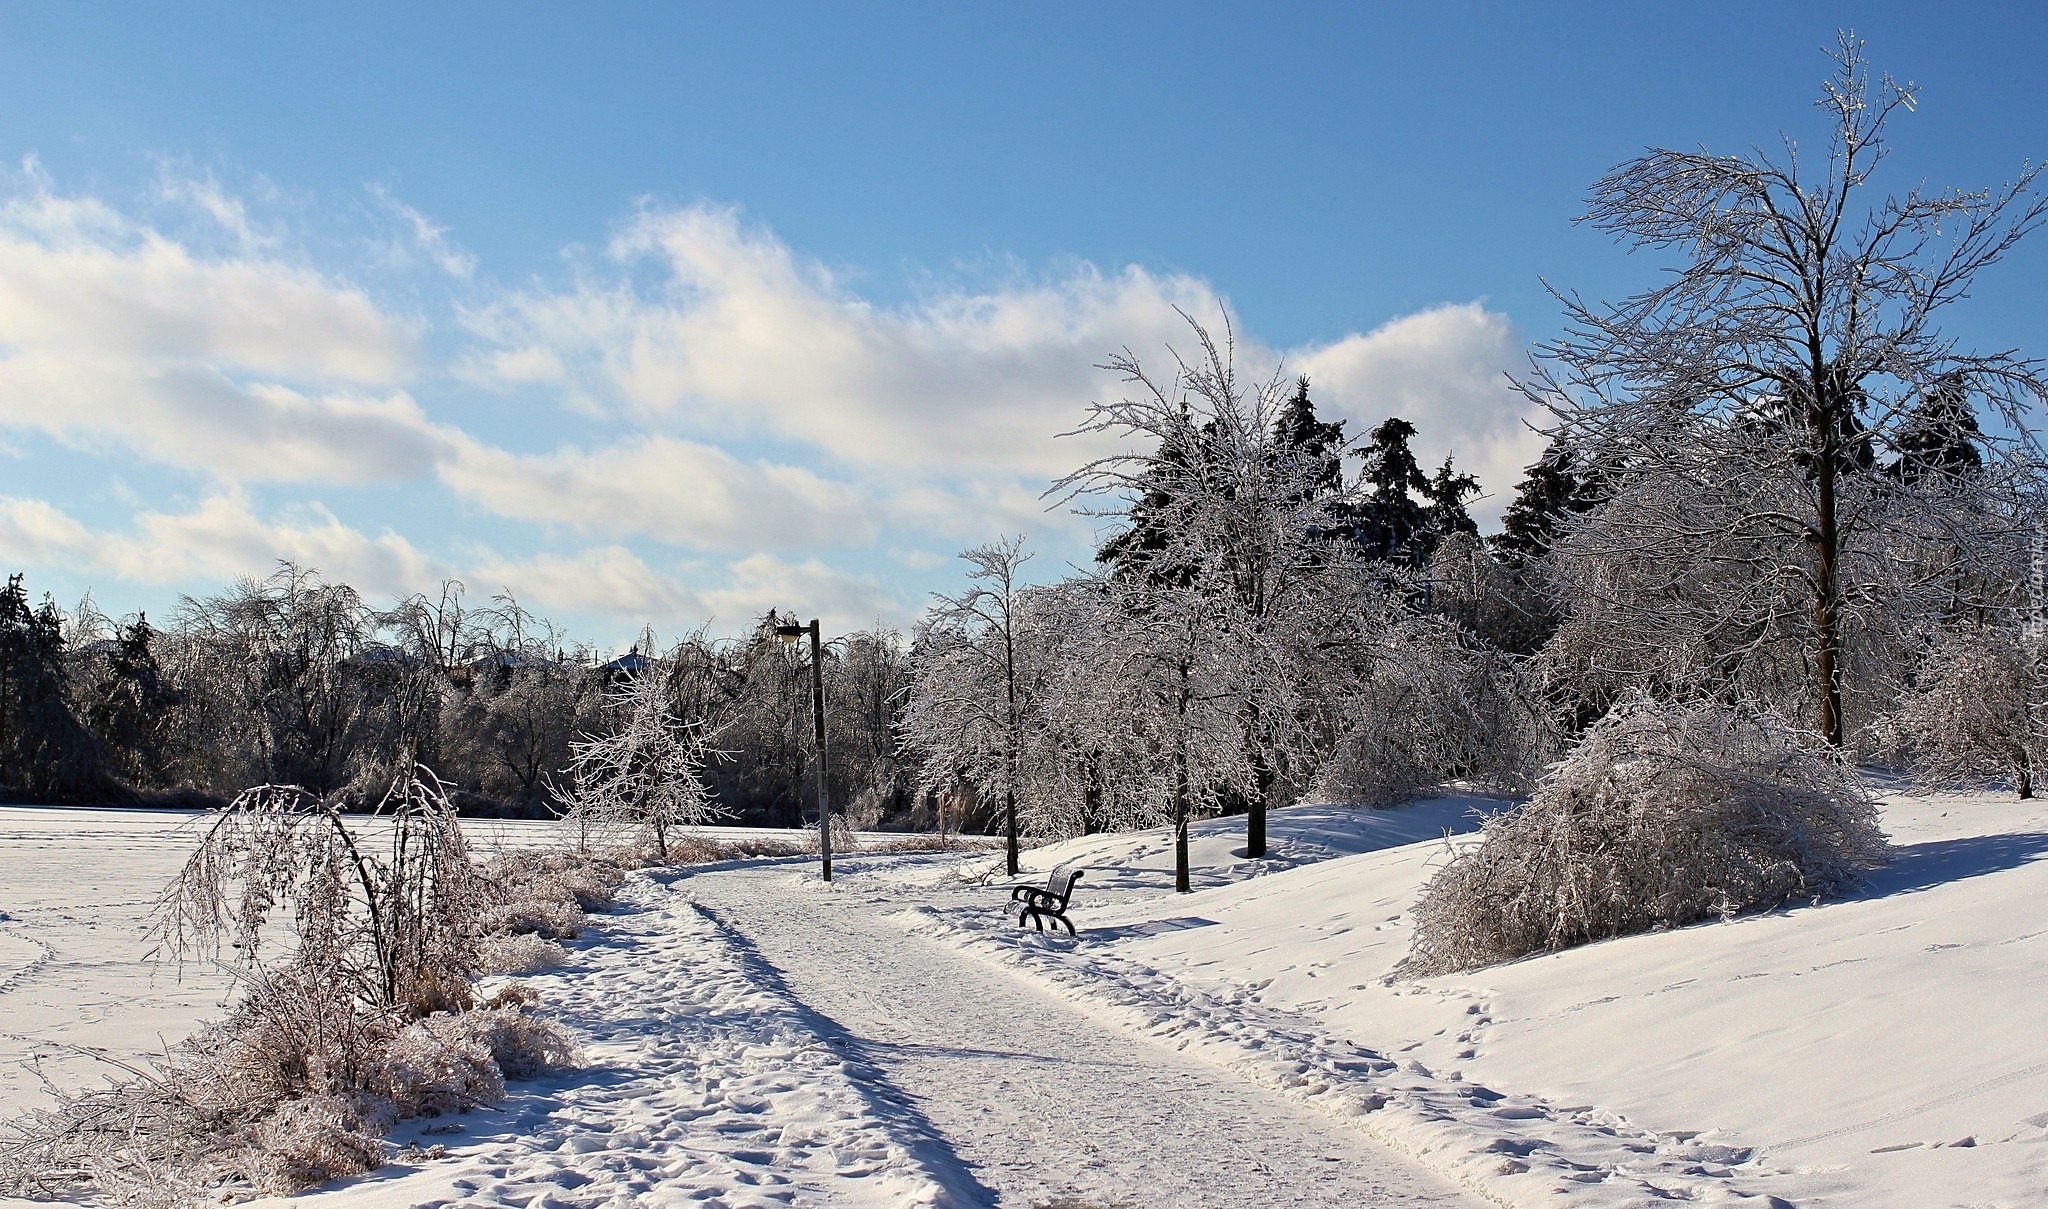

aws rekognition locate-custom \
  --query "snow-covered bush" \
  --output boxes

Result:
[1316,615,1547,806]
[449,1003,584,1081]
[802,810,861,856]
[376,1016,507,1118]
[242,1094,386,1195]
[476,846,630,940]
[477,931,569,974]
[1872,623,2046,798]
[1403,698,1890,975]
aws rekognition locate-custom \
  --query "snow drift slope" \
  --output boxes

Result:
[906,789,2048,1207]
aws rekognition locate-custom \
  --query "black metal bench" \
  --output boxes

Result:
[1010,867,1084,935]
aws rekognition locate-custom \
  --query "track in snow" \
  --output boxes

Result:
[673,862,1480,1209]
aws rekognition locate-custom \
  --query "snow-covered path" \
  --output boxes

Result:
[673,862,1480,1209]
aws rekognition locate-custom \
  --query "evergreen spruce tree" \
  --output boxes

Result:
[0,574,102,802]
[1492,440,1604,568]
[1893,375,1985,485]
[84,613,173,788]
[1423,456,1481,541]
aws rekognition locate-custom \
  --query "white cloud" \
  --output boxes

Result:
[459,206,1542,535]
[465,545,709,625]
[0,182,413,383]
[698,552,912,632]
[0,171,434,489]
[438,434,875,551]
[154,170,273,254]
[459,203,1208,478]
[0,496,94,562]
[0,354,451,483]
[1293,303,1545,521]
[369,185,477,280]
[0,492,443,599]
[881,477,1088,549]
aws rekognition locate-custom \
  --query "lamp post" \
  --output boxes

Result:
[775,617,832,881]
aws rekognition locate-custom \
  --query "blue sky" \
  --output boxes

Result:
[2,3,2045,647]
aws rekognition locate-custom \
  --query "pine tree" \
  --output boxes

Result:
[1492,441,1603,568]
[1893,375,1985,485]
[0,574,102,802]
[83,613,174,789]
[1422,456,1480,541]
[1342,417,1475,565]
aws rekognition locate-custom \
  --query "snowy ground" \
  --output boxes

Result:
[3,788,2044,1206]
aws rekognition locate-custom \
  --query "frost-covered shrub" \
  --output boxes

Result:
[478,931,569,975]
[1871,623,2046,798]
[452,1005,583,1080]
[376,1017,506,1117]
[242,1094,385,1195]
[374,1006,580,1117]
[476,894,584,941]
[1403,698,1890,975]
[476,847,631,940]
[802,811,861,856]
[1317,618,1547,807]
[203,962,403,1108]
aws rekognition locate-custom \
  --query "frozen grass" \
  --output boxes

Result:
[0,770,594,1203]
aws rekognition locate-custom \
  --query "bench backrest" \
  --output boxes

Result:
[1047,867,1083,901]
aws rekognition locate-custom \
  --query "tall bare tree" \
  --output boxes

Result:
[1057,315,1360,858]
[1524,33,2048,745]
[902,538,1035,874]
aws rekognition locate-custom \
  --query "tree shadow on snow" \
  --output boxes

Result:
[1085,916,1220,943]
[1854,831,2048,900]
[688,903,1001,1206]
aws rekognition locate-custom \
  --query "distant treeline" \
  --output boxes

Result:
[0,567,916,827]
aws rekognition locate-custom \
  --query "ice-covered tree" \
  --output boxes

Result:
[80,613,174,790]
[552,659,723,860]
[173,564,377,795]
[1097,573,1258,892]
[901,537,1037,874]
[1058,318,1364,859]
[1523,34,2048,746]
[1491,439,1604,570]
[151,758,488,1015]
[0,573,101,802]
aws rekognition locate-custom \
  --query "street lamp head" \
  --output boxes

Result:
[774,623,805,644]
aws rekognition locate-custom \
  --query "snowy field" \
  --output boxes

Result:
[2,789,2044,1206]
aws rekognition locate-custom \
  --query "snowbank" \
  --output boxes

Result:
[899,789,2048,1207]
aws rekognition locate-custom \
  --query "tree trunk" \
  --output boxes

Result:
[1811,367,1846,749]
[1175,812,1190,894]
[1243,706,1271,860]
[1004,612,1021,876]
[1005,787,1019,876]
[1175,660,1192,893]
